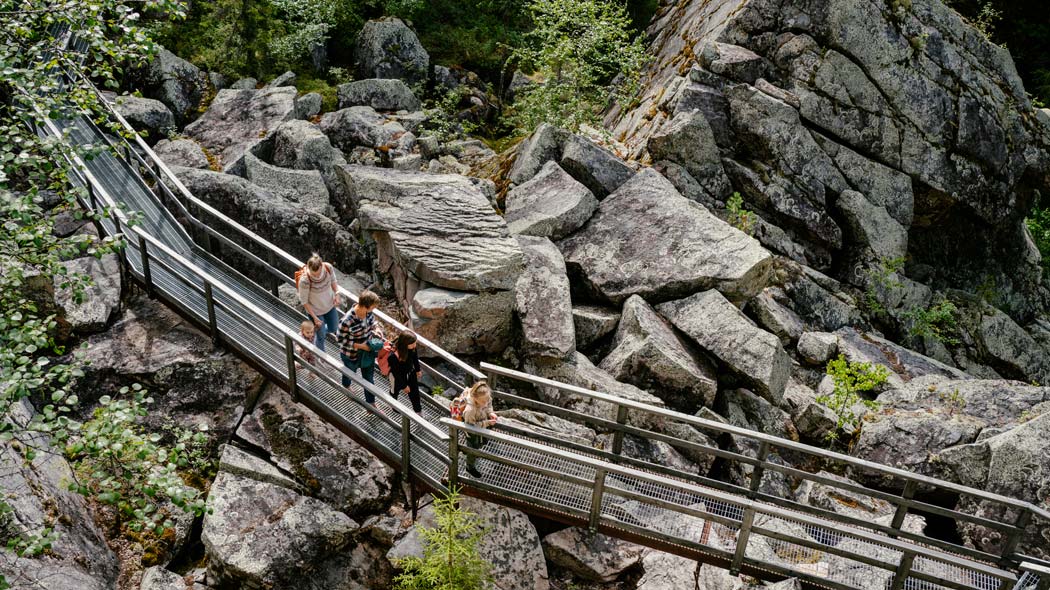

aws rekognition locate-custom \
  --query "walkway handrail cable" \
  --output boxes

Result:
[70,68,484,383]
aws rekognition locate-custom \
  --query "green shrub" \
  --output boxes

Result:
[394,487,492,590]
[863,256,906,316]
[818,355,890,441]
[1026,203,1050,276]
[904,298,960,345]
[726,192,755,235]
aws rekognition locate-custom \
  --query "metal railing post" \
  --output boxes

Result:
[1001,508,1032,564]
[204,281,219,347]
[401,413,412,479]
[448,424,460,489]
[731,506,756,574]
[138,234,152,297]
[889,480,917,537]
[588,469,607,532]
[611,405,628,456]
[484,368,496,391]
[748,441,771,498]
[890,552,916,590]
[284,334,299,402]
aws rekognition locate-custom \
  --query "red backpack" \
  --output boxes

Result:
[294,263,332,289]
[376,341,395,376]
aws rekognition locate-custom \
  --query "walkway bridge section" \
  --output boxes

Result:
[37,65,1050,590]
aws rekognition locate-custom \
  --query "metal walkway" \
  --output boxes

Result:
[38,70,1050,590]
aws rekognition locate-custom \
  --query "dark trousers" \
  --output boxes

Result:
[466,433,485,469]
[393,385,422,413]
[340,353,376,404]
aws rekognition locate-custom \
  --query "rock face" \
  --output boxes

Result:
[243,152,331,217]
[54,254,121,334]
[572,305,621,350]
[389,496,549,590]
[505,160,598,240]
[184,86,297,171]
[600,295,717,412]
[658,290,791,403]
[559,133,634,198]
[559,168,772,304]
[172,166,364,273]
[138,47,209,126]
[514,236,576,362]
[542,528,645,582]
[410,287,515,355]
[153,138,209,169]
[354,18,429,86]
[647,109,731,200]
[509,123,570,185]
[607,0,1050,319]
[976,305,1050,384]
[337,78,421,111]
[111,94,175,144]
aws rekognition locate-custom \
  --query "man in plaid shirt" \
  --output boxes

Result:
[337,290,384,404]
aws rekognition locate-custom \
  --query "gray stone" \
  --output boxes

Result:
[514,236,575,361]
[497,409,602,448]
[410,287,514,355]
[977,305,1050,384]
[153,138,209,169]
[542,528,645,582]
[559,168,772,304]
[346,166,523,292]
[836,189,908,262]
[835,327,970,390]
[139,47,209,125]
[784,379,837,441]
[391,153,423,170]
[208,71,231,91]
[722,388,797,440]
[319,105,410,151]
[815,134,914,226]
[747,288,805,345]
[658,290,791,404]
[294,92,322,119]
[270,119,351,218]
[337,78,421,111]
[600,295,717,412]
[783,273,864,332]
[876,379,1050,431]
[243,152,331,216]
[112,94,175,143]
[216,444,300,492]
[509,123,570,185]
[559,133,634,198]
[231,77,257,90]
[572,305,621,349]
[389,496,549,590]
[698,41,768,84]
[635,551,701,590]
[202,471,358,589]
[506,160,598,240]
[267,70,296,87]
[647,109,731,199]
[183,86,297,171]
[140,567,184,590]
[54,254,121,334]
[354,18,429,86]
[797,331,838,366]
[795,470,925,534]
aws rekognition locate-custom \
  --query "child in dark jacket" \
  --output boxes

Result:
[388,331,423,413]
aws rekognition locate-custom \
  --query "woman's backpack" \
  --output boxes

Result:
[376,341,395,376]
[450,393,468,422]
[294,263,331,289]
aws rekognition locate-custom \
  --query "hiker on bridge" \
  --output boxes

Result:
[296,253,341,351]
[388,331,424,414]
[452,381,498,478]
[337,289,384,404]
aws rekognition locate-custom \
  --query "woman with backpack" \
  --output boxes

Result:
[388,331,424,414]
[451,381,497,478]
[297,253,340,351]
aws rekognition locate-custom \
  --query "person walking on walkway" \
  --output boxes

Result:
[337,290,383,404]
[452,381,497,478]
[297,253,340,352]
[389,331,423,414]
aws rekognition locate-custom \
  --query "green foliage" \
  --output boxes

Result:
[421,88,479,143]
[862,256,906,316]
[65,385,210,534]
[938,387,967,416]
[394,487,493,590]
[818,355,890,441]
[295,73,345,113]
[1026,203,1050,276]
[904,298,960,345]
[508,0,648,133]
[726,192,755,235]
[430,384,446,398]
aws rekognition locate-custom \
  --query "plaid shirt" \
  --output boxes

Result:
[336,307,381,359]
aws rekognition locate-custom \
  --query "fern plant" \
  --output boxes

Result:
[394,487,493,590]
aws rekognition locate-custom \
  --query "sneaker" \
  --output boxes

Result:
[466,465,482,478]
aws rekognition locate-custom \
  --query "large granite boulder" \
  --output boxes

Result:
[388,496,549,590]
[542,528,645,582]
[657,290,791,404]
[354,18,429,86]
[836,189,908,263]
[559,133,634,198]
[835,327,970,390]
[559,168,772,304]
[337,78,421,111]
[976,305,1050,384]
[600,295,717,413]
[505,160,598,240]
[111,94,175,144]
[410,286,515,356]
[514,236,576,362]
[572,305,621,350]
[320,106,413,151]
[153,138,209,169]
[184,86,297,171]
[647,109,731,200]
[269,120,351,218]
[0,401,119,590]
[172,166,364,273]
[138,47,209,126]
[509,123,570,185]
[243,152,331,217]
[795,470,926,534]
[344,166,523,293]
[235,386,395,514]
[54,254,121,334]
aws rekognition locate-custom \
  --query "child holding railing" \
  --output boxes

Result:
[451,381,497,478]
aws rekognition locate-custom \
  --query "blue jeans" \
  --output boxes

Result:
[340,353,376,404]
[314,306,340,352]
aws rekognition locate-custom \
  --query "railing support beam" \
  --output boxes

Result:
[611,405,628,456]
[204,281,218,347]
[284,334,299,403]
[890,480,918,538]
[401,413,412,479]
[890,553,915,590]
[138,234,152,297]
[731,506,756,574]
[588,469,607,532]
[748,441,771,498]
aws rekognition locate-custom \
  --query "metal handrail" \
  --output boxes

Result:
[72,70,484,383]
[480,361,1046,562]
[41,114,449,444]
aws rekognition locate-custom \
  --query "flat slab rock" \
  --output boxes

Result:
[542,528,645,582]
[350,166,523,291]
[559,168,772,304]
[184,86,297,171]
[505,160,598,240]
